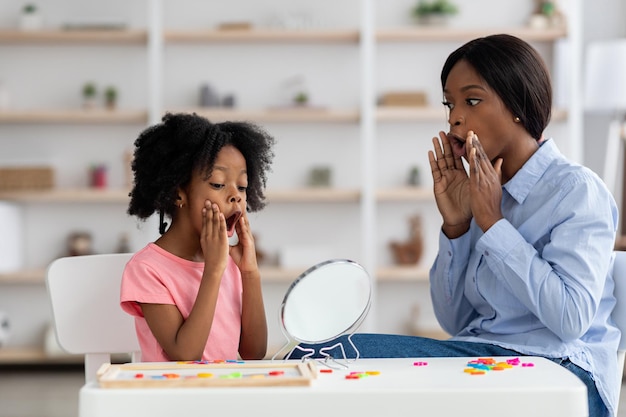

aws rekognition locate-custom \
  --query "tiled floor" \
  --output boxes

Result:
[2,367,626,417]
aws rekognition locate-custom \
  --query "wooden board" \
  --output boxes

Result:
[97,361,317,388]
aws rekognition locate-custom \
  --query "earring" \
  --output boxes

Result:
[514,116,521,123]
[179,203,183,208]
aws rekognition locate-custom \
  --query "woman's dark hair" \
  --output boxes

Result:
[440,34,552,140]
[128,113,275,233]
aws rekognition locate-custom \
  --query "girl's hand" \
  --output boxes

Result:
[466,132,503,232]
[428,131,472,237]
[201,200,229,274]
[229,211,258,275]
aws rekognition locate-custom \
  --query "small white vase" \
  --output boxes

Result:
[19,13,43,31]
[416,14,450,26]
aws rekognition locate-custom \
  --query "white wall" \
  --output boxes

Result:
[582,0,626,175]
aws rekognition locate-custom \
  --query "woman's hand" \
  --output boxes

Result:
[466,132,503,232]
[428,131,472,238]
[229,211,258,275]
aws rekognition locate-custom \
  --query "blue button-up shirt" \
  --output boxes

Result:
[430,139,620,415]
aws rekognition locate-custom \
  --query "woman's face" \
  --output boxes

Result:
[186,145,248,238]
[443,59,516,163]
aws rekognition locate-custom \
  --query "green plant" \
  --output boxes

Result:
[413,0,458,17]
[82,82,97,98]
[104,86,117,102]
[293,91,308,105]
[22,3,37,14]
[540,1,555,16]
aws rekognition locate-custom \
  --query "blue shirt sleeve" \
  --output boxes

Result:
[429,228,477,335]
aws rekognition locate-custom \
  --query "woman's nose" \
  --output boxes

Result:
[448,113,463,126]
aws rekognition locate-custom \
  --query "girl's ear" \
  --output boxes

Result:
[176,187,187,209]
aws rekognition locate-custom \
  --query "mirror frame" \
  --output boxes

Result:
[275,259,372,359]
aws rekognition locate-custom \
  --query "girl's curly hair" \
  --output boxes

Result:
[127,113,275,233]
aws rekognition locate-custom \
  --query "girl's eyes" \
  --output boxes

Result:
[209,183,247,192]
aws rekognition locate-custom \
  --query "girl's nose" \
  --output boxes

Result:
[229,192,242,203]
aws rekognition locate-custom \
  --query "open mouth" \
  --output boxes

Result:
[225,211,242,237]
[447,132,467,159]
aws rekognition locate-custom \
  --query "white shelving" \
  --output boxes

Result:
[0,0,578,363]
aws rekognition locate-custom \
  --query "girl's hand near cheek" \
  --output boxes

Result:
[466,132,504,232]
[201,200,229,275]
[229,211,258,275]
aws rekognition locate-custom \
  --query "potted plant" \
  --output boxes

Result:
[412,0,458,25]
[19,3,43,31]
[293,91,309,106]
[82,82,97,109]
[104,86,118,110]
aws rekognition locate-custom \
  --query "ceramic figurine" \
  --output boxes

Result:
[390,215,424,265]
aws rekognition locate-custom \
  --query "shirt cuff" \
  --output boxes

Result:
[476,218,524,260]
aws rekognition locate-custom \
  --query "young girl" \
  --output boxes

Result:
[121,112,275,362]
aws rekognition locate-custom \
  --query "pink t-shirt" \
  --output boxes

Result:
[120,243,243,361]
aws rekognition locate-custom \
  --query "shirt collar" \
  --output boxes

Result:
[503,138,557,204]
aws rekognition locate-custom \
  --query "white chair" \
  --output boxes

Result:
[46,253,140,383]
[612,250,626,416]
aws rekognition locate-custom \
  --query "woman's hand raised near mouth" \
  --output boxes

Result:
[428,131,472,238]
[466,132,504,233]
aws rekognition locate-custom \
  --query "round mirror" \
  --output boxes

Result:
[279,259,372,345]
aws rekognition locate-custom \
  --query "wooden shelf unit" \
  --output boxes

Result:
[376,26,567,42]
[376,187,433,202]
[0,266,306,285]
[0,347,83,365]
[0,29,147,44]
[164,28,360,43]
[0,186,436,204]
[180,107,360,123]
[0,265,431,285]
[376,266,429,282]
[0,109,148,124]
[0,26,564,46]
[0,188,131,203]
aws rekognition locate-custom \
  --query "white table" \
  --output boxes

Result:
[79,356,588,417]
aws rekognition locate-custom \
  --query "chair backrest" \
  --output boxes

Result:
[46,253,140,383]
[611,250,626,417]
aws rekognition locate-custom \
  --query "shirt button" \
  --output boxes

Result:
[484,250,490,256]
[472,276,476,282]
[448,251,452,256]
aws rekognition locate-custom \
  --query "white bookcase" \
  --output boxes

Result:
[0,0,579,363]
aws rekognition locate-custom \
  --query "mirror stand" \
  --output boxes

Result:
[289,334,361,369]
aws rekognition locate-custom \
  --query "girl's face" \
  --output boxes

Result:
[443,59,516,163]
[186,145,248,237]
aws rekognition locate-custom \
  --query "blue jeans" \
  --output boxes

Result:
[289,333,608,417]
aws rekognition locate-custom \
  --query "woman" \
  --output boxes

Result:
[292,34,619,417]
